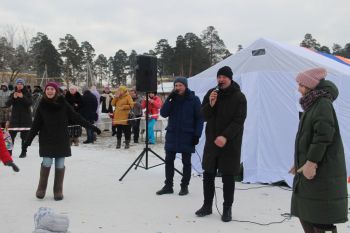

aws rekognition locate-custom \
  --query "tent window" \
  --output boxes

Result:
[252,48,266,56]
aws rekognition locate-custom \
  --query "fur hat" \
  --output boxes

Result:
[174,77,188,88]
[296,67,327,89]
[217,66,233,80]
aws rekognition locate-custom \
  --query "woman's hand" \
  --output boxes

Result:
[297,161,318,180]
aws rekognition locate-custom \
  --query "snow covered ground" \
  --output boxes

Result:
[1,132,349,233]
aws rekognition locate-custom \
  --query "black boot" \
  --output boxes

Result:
[179,185,189,196]
[19,150,26,158]
[156,185,173,195]
[116,140,121,149]
[124,140,130,149]
[195,204,212,217]
[221,206,232,222]
[196,173,215,217]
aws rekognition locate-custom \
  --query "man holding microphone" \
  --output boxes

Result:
[156,77,203,196]
[195,66,247,222]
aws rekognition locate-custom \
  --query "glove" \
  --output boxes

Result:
[192,136,200,146]
[94,127,102,135]
[167,91,177,101]
[5,161,20,172]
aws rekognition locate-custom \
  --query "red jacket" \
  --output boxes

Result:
[0,129,12,164]
[141,95,162,120]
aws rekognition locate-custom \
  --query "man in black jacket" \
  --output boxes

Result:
[6,78,33,158]
[80,88,98,144]
[195,66,247,222]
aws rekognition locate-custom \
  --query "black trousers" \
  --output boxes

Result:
[202,172,235,207]
[165,151,191,187]
[116,124,131,141]
[10,130,29,151]
[132,118,141,142]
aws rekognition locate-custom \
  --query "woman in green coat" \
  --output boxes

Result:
[290,67,348,233]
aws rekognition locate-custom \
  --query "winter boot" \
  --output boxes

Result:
[124,140,130,149]
[73,137,79,146]
[53,167,65,201]
[221,206,232,222]
[156,185,174,195]
[36,165,51,199]
[195,173,215,217]
[178,185,189,196]
[19,150,26,158]
[116,140,121,149]
[195,204,212,217]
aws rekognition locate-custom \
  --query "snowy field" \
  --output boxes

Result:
[1,132,349,233]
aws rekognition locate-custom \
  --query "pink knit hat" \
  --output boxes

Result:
[296,67,327,89]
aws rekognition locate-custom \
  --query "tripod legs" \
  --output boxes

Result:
[119,148,183,181]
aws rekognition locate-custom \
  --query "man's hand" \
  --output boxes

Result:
[13,92,18,99]
[17,92,23,98]
[209,91,218,107]
[214,136,227,148]
[297,161,317,180]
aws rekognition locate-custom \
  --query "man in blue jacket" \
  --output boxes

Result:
[156,77,203,196]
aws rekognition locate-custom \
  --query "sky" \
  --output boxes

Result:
[1,0,349,57]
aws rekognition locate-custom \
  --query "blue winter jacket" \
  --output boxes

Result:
[161,89,203,153]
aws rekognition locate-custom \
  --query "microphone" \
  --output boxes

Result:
[214,84,222,92]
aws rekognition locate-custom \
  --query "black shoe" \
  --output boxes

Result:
[134,139,139,143]
[116,140,121,149]
[19,151,26,158]
[221,206,232,222]
[179,186,189,196]
[195,204,212,217]
[83,140,93,144]
[156,186,173,195]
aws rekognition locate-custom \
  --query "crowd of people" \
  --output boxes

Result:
[0,65,348,232]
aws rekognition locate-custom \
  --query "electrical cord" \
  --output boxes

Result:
[213,186,292,226]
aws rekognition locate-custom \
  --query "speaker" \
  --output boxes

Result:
[136,55,157,92]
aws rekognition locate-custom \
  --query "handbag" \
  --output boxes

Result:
[128,109,136,126]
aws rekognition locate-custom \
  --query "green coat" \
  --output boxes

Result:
[291,80,348,224]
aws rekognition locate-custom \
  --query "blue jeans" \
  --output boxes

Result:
[42,157,65,169]
[148,119,156,144]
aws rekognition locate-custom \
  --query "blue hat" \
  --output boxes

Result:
[15,78,25,85]
[174,77,188,88]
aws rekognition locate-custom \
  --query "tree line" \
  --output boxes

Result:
[0,26,229,86]
[1,26,349,87]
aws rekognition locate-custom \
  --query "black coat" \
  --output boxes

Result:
[80,90,98,121]
[25,96,98,158]
[65,92,83,113]
[6,88,33,127]
[201,82,247,175]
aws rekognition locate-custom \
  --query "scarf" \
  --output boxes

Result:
[299,89,333,111]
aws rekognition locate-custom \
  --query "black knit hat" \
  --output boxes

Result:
[217,66,233,80]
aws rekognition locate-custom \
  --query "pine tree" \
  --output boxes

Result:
[300,33,321,51]
[201,26,229,65]
[30,32,62,79]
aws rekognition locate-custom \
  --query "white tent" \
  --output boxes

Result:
[188,38,350,187]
